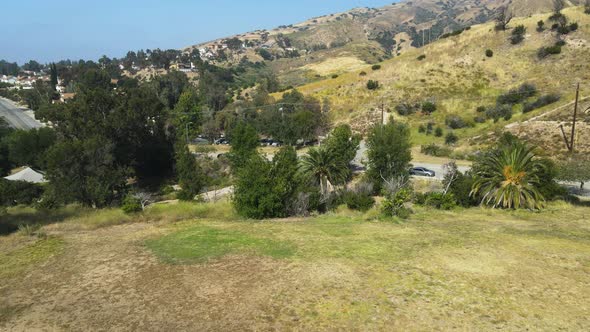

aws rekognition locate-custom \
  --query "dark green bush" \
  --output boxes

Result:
[510,25,526,45]
[476,106,487,113]
[422,101,436,114]
[0,179,43,206]
[434,127,443,137]
[445,115,468,129]
[485,49,494,57]
[359,71,367,76]
[395,103,418,116]
[538,44,562,58]
[416,54,426,61]
[343,190,375,212]
[497,83,537,105]
[371,64,381,70]
[523,94,561,113]
[445,132,459,145]
[381,188,412,218]
[420,144,451,157]
[474,115,487,123]
[537,20,545,32]
[367,80,380,90]
[121,194,142,214]
[421,192,457,210]
[486,105,513,122]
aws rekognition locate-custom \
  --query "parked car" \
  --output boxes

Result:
[214,138,229,145]
[409,167,436,177]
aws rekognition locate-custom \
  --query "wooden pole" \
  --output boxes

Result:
[570,83,580,154]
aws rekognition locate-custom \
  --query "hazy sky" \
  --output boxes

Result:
[1,0,396,64]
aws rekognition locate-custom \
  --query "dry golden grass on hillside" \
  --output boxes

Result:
[289,7,590,143]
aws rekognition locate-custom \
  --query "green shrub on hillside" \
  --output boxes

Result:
[497,83,537,105]
[421,101,436,114]
[485,49,494,57]
[537,20,545,32]
[420,144,451,157]
[510,25,526,45]
[523,94,561,113]
[416,54,426,61]
[371,64,381,71]
[445,132,459,146]
[538,44,562,58]
[486,105,513,122]
[434,126,443,137]
[366,80,380,90]
[445,115,469,129]
[395,103,418,116]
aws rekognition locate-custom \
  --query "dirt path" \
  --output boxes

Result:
[0,223,296,331]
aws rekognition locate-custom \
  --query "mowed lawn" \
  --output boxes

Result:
[1,201,590,330]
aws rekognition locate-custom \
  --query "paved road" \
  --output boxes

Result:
[0,98,43,130]
[352,141,470,180]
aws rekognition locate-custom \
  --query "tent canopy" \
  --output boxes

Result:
[4,167,47,184]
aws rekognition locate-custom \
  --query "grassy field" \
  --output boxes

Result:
[1,199,590,330]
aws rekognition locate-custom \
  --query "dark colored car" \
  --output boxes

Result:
[409,167,436,177]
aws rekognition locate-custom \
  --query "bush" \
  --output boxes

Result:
[537,20,545,32]
[434,127,443,137]
[497,83,537,105]
[420,144,451,157]
[121,194,142,214]
[331,74,339,79]
[445,115,468,129]
[366,80,380,90]
[421,101,436,114]
[486,105,513,122]
[510,25,526,45]
[474,115,487,123]
[371,64,381,71]
[381,187,412,218]
[395,103,418,116]
[423,192,457,210]
[569,22,578,32]
[442,164,479,207]
[415,190,458,210]
[485,49,494,57]
[418,124,426,133]
[0,179,43,206]
[359,71,367,76]
[538,44,562,58]
[445,132,459,145]
[343,183,375,212]
[416,54,426,61]
[476,106,487,113]
[523,94,561,113]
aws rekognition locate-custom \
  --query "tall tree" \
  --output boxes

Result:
[366,120,412,189]
[175,144,204,201]
[228,121,259,172]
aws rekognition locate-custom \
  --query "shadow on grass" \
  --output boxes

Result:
[0,206,85,236]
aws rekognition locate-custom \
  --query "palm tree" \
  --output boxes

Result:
[471,143,546,209]
[300,147,347,197]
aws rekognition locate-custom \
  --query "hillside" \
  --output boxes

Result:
[282,6,590,157]
[184,0,584,82]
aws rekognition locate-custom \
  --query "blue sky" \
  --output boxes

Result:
[1,0,396,64]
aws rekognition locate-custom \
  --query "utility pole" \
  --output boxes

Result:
[380,97,386,125]
[570,83,580,154]
[422,30,425,46]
